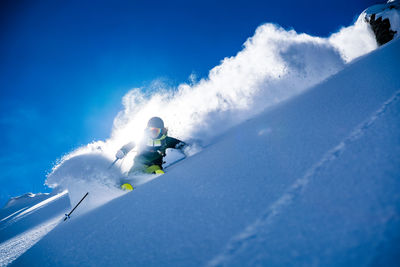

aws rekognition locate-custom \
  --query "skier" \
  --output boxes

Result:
[115,117,186,178]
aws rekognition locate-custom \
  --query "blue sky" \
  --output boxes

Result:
[0,0,380,205]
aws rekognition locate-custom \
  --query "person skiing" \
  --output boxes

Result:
[115,117,186,177]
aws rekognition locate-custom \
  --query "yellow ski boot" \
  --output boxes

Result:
[121,183,134,191]
[145,165,165,175]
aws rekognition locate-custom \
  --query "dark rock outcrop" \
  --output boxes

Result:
[364,1,399,46]
[367,13,397,45]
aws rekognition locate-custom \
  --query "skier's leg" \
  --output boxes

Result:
[145,165,164,174]
[128,162,148,176]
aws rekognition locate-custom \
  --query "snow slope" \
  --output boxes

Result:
[0,191,69,266]
[11,39,400,266]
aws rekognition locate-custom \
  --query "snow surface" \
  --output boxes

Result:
[0,191,69,266]
[7,39,400,266]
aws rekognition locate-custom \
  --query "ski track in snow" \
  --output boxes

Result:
[0,207,29,223]
[207,89,400,267]
[0,216,62,267]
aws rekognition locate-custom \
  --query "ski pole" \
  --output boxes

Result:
[108,158,119,169]
[64,192,89,221]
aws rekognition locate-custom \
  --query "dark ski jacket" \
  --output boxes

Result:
[135,135,185,167]
[121,134,185,168]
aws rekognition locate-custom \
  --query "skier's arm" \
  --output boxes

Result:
[166,137,186,150]
[115,141,136,159]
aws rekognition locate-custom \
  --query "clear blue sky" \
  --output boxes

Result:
[0,0,380,205]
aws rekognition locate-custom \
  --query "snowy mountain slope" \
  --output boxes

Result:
[0,191,69,243]
[0,191,69,266]
[0,193,52,224]
[12,39,400,266]
[209,80,400,266]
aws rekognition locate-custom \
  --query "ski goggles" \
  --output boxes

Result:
[147,127,162,138]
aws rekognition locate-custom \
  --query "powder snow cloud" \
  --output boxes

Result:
[107,14,376,150]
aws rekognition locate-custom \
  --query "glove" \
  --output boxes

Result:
[115,149,125,159]
[175,142,186,150]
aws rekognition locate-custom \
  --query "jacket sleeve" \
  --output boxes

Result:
[120,141,136,154]
[166,137,186,150]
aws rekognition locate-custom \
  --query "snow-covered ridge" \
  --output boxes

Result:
[3,193,48,209]
[1,193,51,222]
[0,191,69,266]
